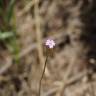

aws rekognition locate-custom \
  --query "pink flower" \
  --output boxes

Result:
[45,39,55,48]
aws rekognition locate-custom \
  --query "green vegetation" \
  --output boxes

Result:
[0,0,20,63]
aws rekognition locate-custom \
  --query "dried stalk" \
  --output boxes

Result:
[34,0,44,66]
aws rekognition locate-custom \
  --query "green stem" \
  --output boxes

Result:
[38,55,48,96]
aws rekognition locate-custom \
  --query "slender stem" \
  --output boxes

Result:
[38,55,48,96]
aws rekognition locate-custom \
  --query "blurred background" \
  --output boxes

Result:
[0,0,96,96]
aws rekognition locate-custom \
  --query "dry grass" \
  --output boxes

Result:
[0,0,96,96]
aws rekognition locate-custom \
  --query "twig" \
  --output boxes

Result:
[56,70,87,96]
[63,71,87,86]
[58,57,77,96]
[18,0,39,17]
[72,81,96,96]
[43,71,87,96]
[34,0,44,66]
[90,82,95,96]
[0,57,12,75]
